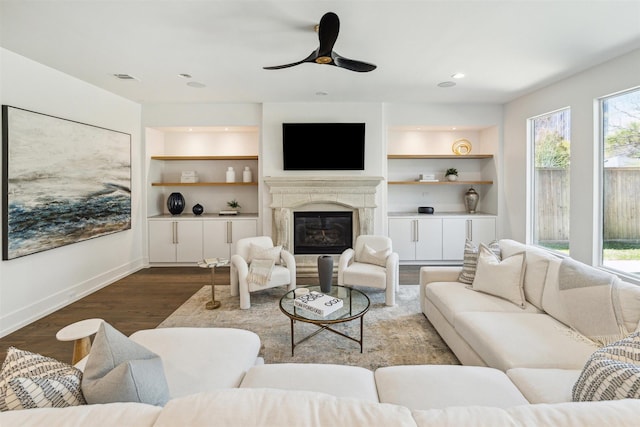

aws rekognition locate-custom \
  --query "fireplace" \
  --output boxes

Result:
[294,211,353,254]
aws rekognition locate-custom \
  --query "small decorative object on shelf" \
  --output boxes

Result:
[181,170,198,183]
[243,166,252,183]
[452,138,472,155]
[167,192,185,215]
[464,187,479,213]
[220,199,240,215]
[445,168,458,181]
[225,166,236,183]
[192,203,204,215]
[317,255,334,293]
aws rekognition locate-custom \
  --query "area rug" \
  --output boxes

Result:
[158,285,459,371]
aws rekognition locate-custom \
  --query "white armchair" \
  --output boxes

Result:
[230,236,296,309]
[337,235,399,306]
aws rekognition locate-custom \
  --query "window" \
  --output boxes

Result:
[600,88,640,277]
[529,108,571,254]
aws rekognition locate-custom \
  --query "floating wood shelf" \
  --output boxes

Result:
[151,155,258,161]
[388,180,493,185]
[387,154,493,159]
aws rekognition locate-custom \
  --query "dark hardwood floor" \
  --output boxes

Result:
[0,265,421,364]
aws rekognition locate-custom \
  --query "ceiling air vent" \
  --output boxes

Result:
[113,73,139,81]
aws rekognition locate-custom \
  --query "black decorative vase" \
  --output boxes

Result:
[318,255,334,294]
[192,203,204,215]
[167,192,185,215]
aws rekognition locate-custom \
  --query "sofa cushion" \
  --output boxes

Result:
[0,347,85,411]
[458,239,501,284]
[616,279,640,333]
[500,239,556,310]
[153,389,417,427]
[248,243,281,264]
[240,363,379,402]
[0,401,161,427]
[129,327,261,398]
[426,282,541,327]
[506,368,581,404]
[81,322,170,406]
[471,245,526,308]
[375,365,528,410]
[455,312,599,371]
[359,244,391,267]
[572,331,640,401]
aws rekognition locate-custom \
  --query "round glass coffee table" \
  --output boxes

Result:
[279,285,370,356]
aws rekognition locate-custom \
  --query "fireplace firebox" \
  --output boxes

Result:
[293,211,353,255]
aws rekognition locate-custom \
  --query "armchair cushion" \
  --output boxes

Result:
[248,244,282,265]
[358,244,391,267]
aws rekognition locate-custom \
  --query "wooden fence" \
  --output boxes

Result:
[535,167,640,241]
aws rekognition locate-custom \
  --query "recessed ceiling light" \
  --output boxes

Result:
[437,81,456,88]
[316,91,328,96]
[451,73,465,79]
[178,73,192,79]
[186,81,206,88]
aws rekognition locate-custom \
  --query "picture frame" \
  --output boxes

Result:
[2,105,131,260]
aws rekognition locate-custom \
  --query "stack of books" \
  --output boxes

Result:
[181,171,199,183]
[294,291,343,317]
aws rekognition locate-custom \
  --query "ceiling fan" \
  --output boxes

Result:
[263,12,377,73]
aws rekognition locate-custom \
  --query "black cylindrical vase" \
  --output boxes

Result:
[167,192,185,215]
[318,255,333,294]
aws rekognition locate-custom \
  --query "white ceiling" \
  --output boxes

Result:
[1,1,639,105]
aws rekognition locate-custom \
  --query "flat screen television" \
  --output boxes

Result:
[282,123,365,170]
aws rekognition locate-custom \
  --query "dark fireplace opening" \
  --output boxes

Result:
[293,211,353,255]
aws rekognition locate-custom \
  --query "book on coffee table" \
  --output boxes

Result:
[294,291,343,317]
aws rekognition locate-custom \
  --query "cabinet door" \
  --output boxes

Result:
[148,220,177,262]
[388,218,417,261]
[442,218,468,260]
[229,219,257,255]
[175,221,203,262]
[468,218,496,246]
[203,220,230,259]
[415,218,443,260]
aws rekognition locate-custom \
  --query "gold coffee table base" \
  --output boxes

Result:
[206,300,221,310]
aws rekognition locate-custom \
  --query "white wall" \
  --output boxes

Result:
[0,49,143,336]
[503,48,640,265]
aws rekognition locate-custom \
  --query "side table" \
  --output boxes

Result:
[55,318,104,365]
[198,258,230,310]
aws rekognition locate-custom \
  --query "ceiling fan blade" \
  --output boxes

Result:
[263,51,317,70]
[317,12,339,57]
[333,54,377,72]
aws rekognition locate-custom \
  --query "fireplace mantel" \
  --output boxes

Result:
[264,176,384,266]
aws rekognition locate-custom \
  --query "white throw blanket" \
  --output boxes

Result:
[558,257,628,346]
[247,258,275,286]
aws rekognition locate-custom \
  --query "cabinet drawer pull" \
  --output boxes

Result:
[227,221,232,244]
[173,221,178,244]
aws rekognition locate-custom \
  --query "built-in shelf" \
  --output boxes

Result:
[151,182,258,186]
[151,155,259,161]
[387,154,493,159]
[388,180,493,185]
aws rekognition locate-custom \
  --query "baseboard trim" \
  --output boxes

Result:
[0,259,145,338]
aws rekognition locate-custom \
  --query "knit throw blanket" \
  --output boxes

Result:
[558,257,627,346]
[247,258,275,286]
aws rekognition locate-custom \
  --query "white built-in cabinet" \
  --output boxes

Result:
[203,218,257,259]
[388,214,496,263]
[148,216,257,263]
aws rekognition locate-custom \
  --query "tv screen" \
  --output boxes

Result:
[283,123,365,170]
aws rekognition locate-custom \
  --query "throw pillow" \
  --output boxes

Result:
[572,332,640,401]
[359,244,391,267]
[458,239,501,284]
[248,243,282,265]
[471,244,526,308]
[81,322,170,406]
[0,347,86,411]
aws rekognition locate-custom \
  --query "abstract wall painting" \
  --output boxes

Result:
[2,105,131,260]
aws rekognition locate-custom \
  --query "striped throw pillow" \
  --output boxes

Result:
[0,347,86,411]
[572,332,640,401]
[458,239,501,284]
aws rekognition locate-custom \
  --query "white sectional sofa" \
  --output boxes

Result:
[420,238,640,404]
[3,241,640,426]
